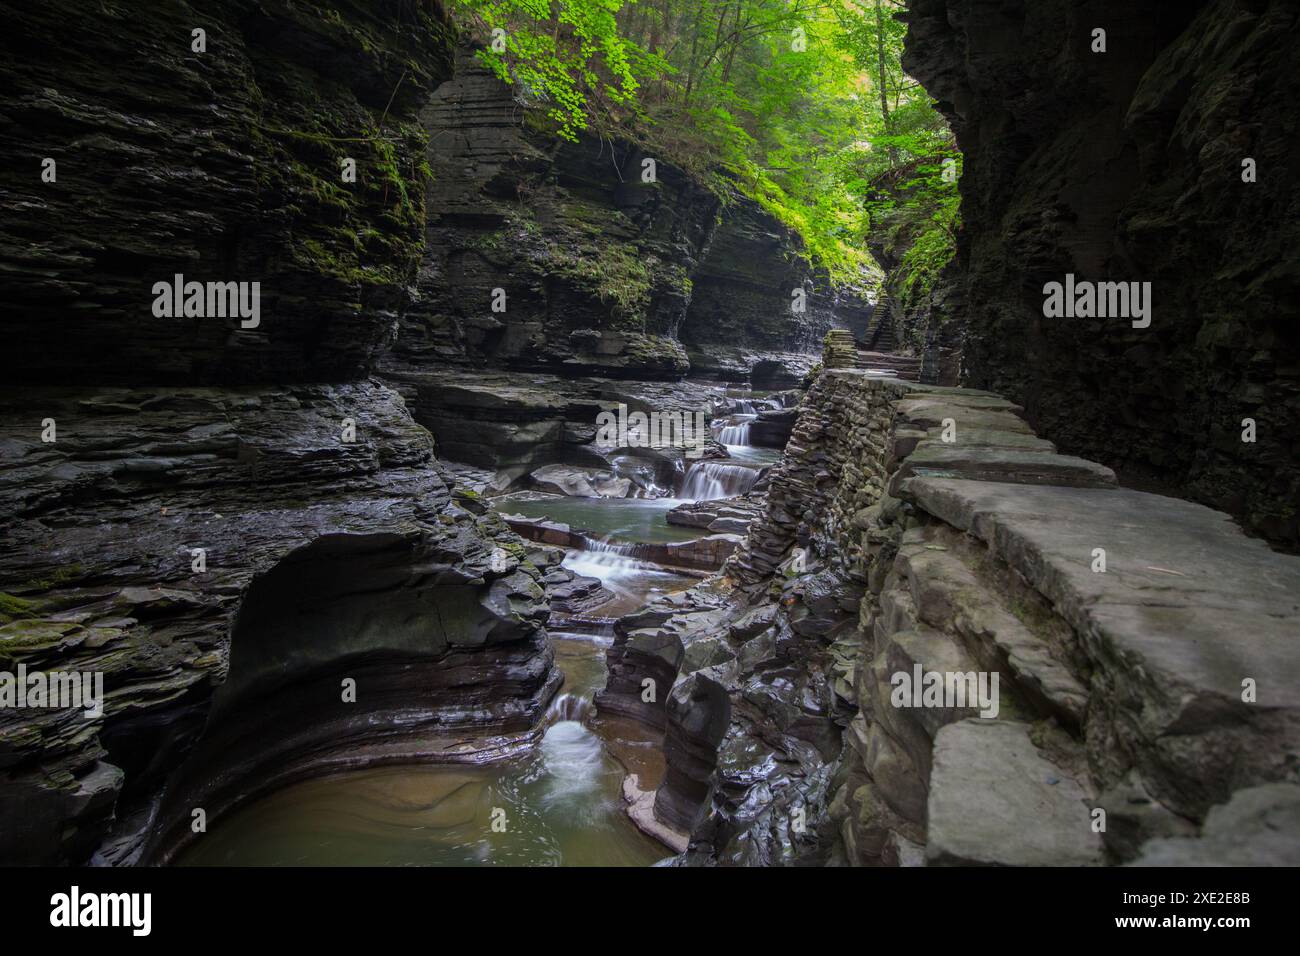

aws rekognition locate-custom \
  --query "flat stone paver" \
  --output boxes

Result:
[926,719,1102,866]
[905,479,1300,707]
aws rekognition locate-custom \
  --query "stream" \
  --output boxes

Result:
[177,389,780,867]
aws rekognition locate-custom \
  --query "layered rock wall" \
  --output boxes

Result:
[902,0,1300,544]
[0,382,560,866]
[0,0,453,385]
[381,53,716,380]
[679,196,875,386]
[380,52,869,389]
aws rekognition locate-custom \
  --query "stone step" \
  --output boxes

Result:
[855,349,918,366]
[926,718,1103,866]
[892,524,1090,728]
[905,477,1300,820]
[864,297,899,351]
[891,395,1033,441]
[889,444,1117,497]
[854,351,922,382]
[870,620,991,789]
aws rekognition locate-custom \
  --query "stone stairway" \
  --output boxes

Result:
[858,519,1102,865]
[823,295,924,381]
[863,375,1300,864]
[854,350,923,380]
[865,296,899,352]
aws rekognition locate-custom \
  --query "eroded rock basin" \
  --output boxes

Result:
[173,492,703,867]
[176,637,669,867]
[163,438,744,867]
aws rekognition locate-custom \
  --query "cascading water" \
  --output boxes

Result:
[565,536,653,575]
[563,537,684,611]
[679,461,760,500]
[708,388,785,468]
[583,537,640,555]
[715,414,756,445]
[546,691,595,724]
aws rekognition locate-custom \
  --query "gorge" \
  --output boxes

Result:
[0,0,1297,876]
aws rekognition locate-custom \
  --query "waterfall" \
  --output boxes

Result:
[680,461,759,501]
[719,421,750,444]
[579,536,655,560]
[546,692,594,725]
[584,537,637,555]
[715,414,756,445]
[564,537,663,583]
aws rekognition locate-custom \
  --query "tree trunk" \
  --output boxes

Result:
[683,0,708,106]
[875,0,890,128]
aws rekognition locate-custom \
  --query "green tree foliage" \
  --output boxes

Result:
[454,0,646,138]
[448,0,959,284]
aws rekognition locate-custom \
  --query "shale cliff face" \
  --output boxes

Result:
[0,0,452,385]
[380,52,866,386]
[0,2,564,866]
[680,197,875,386]
[901,0,1300,544]
[381,54,714,380]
